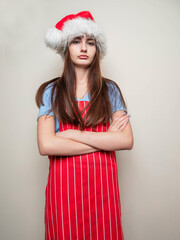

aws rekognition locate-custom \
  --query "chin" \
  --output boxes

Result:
[76,64,91,68]
[74,60,93,67]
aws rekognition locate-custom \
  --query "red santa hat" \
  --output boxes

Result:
[44,11,107,60]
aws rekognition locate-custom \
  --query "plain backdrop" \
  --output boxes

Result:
[1,0,180,239]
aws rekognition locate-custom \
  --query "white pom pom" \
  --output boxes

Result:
[44,28,62,50]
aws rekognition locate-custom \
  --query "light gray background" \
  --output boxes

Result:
[1,0,180,239]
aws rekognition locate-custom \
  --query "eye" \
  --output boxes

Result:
[88,42,95,46]
[72,40,79,44]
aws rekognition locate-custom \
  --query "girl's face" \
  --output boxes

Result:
[68,35,96,67]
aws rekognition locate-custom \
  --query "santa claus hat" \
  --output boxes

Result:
[44,11,107,60]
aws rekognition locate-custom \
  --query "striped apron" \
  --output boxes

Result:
[44,100,124,240]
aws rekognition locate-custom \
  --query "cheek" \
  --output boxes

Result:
[69,45,75,54]
[91,47,96,58]
[69,48,76,60]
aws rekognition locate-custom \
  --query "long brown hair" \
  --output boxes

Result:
[35,46,127,130]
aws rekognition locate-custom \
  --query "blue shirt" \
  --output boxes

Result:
[37,82,127,133]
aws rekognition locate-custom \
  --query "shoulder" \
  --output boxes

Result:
[37,82,55,120]
[103,78,127,114]
[41,82,56,106]
[105,80,120,98]
[43,82,54,97]
[103,77,119,91]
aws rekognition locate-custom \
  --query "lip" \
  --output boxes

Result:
[78,55,88,59]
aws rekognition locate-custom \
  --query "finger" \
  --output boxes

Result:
[115,117,129,130]
[110,114,130,131]
[114,114,129,122]
[118,119,129,131]
[113,115,129,127]
[109,119,122,131]
[114,112,127,121]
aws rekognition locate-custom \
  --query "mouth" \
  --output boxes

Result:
[78,55,88,59]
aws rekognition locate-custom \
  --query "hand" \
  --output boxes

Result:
[108,112,130,132]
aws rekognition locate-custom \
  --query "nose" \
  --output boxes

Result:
[81,39,87,52]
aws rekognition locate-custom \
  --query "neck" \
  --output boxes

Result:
[74,66,89,86]
[74,66,89,99]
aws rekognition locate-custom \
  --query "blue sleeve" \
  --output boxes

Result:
[37,83,55,121]
[107,82,127,114]
[37,83,60,133]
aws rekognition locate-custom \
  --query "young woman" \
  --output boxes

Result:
[36,11,133,240]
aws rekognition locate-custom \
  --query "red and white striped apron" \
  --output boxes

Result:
[44,101,124,240]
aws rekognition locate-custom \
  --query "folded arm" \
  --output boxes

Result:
[37,115,99,156]
[56,111,134,151]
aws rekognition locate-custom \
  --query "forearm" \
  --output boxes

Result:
[38,135,98,156]
[65,128,133,151]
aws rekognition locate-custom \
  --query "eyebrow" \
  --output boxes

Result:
[74,36,95,41]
